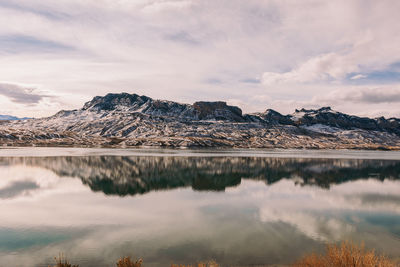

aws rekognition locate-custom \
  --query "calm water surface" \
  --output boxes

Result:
[0,148,399,266]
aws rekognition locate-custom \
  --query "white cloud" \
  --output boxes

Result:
[350,74,367,80]
[312,87,400,105]
[262,52,357,85]
[263,85,400,118]
[261,29,397,86]
[141,0,192,13]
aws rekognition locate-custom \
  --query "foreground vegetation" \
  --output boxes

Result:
[50,242,398,267]
[293,242,398,267]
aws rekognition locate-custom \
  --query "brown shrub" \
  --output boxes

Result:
[49,254,79,267]
[293,241,397,267]
[116,257,143,267]
[171,260,219,267]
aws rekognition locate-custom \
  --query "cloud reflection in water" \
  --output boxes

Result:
[0,156,399,266]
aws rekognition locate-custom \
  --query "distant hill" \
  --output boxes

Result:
[0,115,31,121]
[0,92,399,149]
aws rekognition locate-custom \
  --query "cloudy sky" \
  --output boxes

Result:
[0,0,399,118]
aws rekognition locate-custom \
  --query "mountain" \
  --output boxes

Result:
[1,92,400,149]
[0,115,31,121]
[80,92,244,121]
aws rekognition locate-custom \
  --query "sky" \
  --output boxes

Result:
[0,0,400,118]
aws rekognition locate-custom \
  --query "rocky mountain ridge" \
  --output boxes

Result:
[1,92,400,149]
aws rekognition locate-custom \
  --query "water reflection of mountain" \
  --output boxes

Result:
[2,157,400,196]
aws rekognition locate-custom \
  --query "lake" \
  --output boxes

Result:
[0,148,399,266]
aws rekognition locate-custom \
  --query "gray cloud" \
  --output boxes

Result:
[204,78,223,84]
[353,89,400,103]
[0,1,71,20]
[0,83,49,104]
[165,31,200,45]
[312,88,400,106]
[0,34,75,54]
[0,181,39,199]
[360,193,400,205]
[241,78,261,84]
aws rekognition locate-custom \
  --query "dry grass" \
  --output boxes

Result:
[171,260,219,267]
[293,241,398,267]
[116,257,143,267]
[49,254,79,267]
[48,243,399,267]
[49,254,143,267]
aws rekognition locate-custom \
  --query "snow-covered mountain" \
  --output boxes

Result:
[1,92,400,149]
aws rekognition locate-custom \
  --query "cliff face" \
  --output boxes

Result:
[193,101,244,121]
[1,92,400,149]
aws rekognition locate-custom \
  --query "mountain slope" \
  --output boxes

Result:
[1,92,399,149]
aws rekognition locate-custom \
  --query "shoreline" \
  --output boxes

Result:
[1,146,400,159]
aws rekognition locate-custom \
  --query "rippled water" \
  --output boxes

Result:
[0,148,399,266]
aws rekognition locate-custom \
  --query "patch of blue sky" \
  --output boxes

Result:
[0,34,74,54]
[389,61,400,71]
[346,69,400,85]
